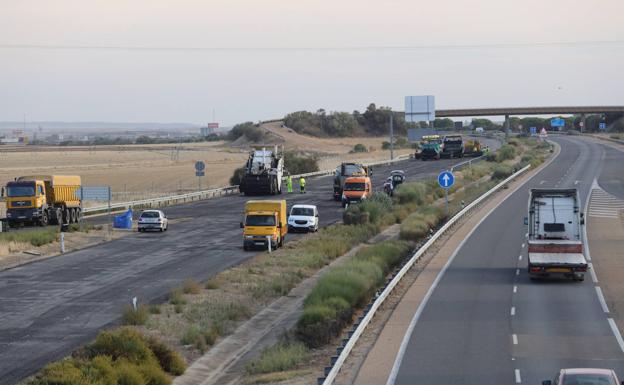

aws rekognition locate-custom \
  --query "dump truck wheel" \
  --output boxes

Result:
[40,212,49,226]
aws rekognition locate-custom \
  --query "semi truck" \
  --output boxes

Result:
[239,146,284,196]
[333,162,371,201]
[441,135,464,158]
[3,175,82,227]
[241,200,287,250]
[526,188,588,281]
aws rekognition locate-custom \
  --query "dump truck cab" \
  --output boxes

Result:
[4,180,47,225]
[242,200,287,251]
[341,176,372,208]
[420,135,442,160]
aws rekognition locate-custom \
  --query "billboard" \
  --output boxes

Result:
[405,95,435,122]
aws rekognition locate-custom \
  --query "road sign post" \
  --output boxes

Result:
[195,161,206,191]
[438,171,455,217]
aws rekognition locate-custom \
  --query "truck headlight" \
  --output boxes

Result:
[245,235,254,239]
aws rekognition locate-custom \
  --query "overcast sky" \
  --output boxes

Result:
[1,0,623,126]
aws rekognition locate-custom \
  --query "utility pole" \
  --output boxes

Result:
[389,113,394,161]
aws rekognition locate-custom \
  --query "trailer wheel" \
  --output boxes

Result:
[40,212,49,226]
[64,208,70,224]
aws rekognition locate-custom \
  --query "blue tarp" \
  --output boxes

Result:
[113,208,133,229]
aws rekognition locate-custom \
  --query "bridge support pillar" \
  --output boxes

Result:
[581,113,586,133]
[504,114,511,134]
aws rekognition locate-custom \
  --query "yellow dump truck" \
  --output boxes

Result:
[241,200,287,251]
[3,175,82,227]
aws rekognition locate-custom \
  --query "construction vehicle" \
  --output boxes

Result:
[419,135,443,160]
[239,146,284,196]
[2,175,82,227]
[333,162,371,201]
[241,200,287,250]
[463,139,484,157]
[341,176,372,208]
[526,189,588,281]
[440,135,464,158]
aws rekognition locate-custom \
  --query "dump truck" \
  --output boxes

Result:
[3,175,82,227]
[333,162,371,201]
[341,176,372,208]
[241,200,287,250]
[526,188,588,281]
[419,135,443,160]
[463,139,483,157]
[239,146,284,196]
[441,135,464,158]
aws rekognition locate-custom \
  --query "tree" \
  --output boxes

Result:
[433,118,454,129]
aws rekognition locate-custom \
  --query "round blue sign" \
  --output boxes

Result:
[438,171,454,189]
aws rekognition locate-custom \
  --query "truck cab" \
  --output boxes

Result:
[420,135,442,160]
[4,180,47,225]
[242,200,287,251]
[341,176,372,208]
[441,135,464,158]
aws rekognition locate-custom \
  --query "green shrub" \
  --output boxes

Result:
[352,143,368,153]
[148,305,161,314]
[115,362,146,385]
[393,182,427,205]
[245,341,310,375]
[205,279,219,290]
[399,207,443,241]
[228,122,266,142]
[491,164,514,180]
[496,144,516,162]
[138,362,171,385]
[168,288,186,305]
[182,279,201,295]
[30,360,88,385]
[89,328,155,365]
[146,337,186,375]
[284,152,320,174]
[84,356,117,385]
[122,304,150,326]
[180,325,202,346]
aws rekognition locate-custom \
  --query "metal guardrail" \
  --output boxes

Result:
[320,163,531,385]
[83,154,411,216]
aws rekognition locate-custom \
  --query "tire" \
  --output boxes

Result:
[64,208,70,224]
[72,208,78,223]
[40,212,49,226]
[164,224,168,231]
[279,235,284,247]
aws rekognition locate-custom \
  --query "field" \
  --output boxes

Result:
[0,123,412,213]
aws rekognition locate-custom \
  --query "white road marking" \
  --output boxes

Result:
[608,318,624,354]
[588,263,598,283]
[521,243,525,248]
[518,254,523,261]
[539,180,546,185]
[515,369,522,383]
[516,268,520,276]
[511,306,516,316]
[512,334,518,345]
[574,180,579,185]
[588,187,624,218]
[596,286,610,313]
[513,285,518,293]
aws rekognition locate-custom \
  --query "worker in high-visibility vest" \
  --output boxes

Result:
[286,175,293,193]
[299,176,306,194]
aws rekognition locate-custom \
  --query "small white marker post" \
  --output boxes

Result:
[60,233,65,253]
[132,296,138,311]
[266,236,272,253]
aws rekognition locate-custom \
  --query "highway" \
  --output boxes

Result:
[0,139,500,385]
[387,136,624,384]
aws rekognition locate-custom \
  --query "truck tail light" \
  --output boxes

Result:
[530,266,543,273]
[575,266,587,272]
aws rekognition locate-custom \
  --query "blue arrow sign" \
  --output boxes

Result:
[438,171,455,189]
[599,122,607,130]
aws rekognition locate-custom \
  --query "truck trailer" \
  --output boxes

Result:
[526,188,588,281]
[3,175,82,227]
[239,146,284,196]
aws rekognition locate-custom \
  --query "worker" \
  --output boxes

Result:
[299,176,306,194]
[286,175,293,193]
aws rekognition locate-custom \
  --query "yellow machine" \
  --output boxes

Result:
[241,200,288,250]
[3,175,82,227]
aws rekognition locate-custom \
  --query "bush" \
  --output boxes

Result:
[89,328,155,365]
[205,279,219,290]
[182,279,201,295]
[145,337,186,375]
[228,122,266,142]
[168,288,186,305]
[352,143,368,153]
[491,164,514,180]
[399,207,443,241]
[495,144,516,162]
[343,193,392,225]
[138,363,171,385]
[245,341,310,374]
[284,152,319,175]
[229,166,246,186]
[180,325,202,346]
[393,182,427,205]
[122,304,150,325]
[115,362,146,385]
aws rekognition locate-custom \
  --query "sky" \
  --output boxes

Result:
[1,0,623,126]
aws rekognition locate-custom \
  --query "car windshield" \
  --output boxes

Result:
[291,207,314,216]
[7,184,36,197]
[344,182,365,191]
[141,212,160,218]
[246,215,276,226]
[563,374,616,385]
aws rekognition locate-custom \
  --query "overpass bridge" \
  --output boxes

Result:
[435,105,624,131]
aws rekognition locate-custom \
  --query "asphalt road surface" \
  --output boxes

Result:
[389,136,624,385]
[0,139,500,384]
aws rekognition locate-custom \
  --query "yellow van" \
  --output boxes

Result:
[241,200,287,250]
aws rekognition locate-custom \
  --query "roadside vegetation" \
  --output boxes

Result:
[0,227,58,247]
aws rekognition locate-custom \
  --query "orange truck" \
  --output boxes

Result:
[341,176,372,208]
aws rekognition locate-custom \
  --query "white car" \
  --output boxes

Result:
[138,210,168,232]
[287,204,319,233]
